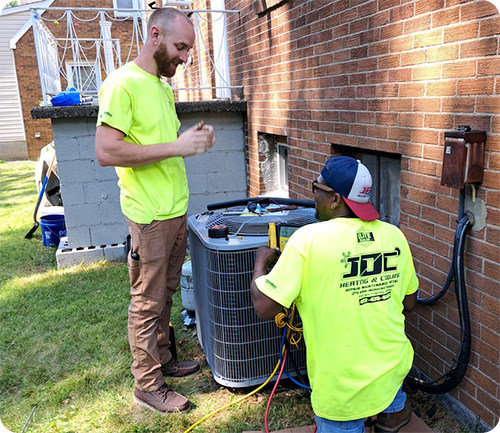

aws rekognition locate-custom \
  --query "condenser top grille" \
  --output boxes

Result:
[206,206,318,236]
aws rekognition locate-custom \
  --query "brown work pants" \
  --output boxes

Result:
[126,215,187,391]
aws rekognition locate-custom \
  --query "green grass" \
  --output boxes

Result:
[0,161,314,433]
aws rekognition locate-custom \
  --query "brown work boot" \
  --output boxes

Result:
[375,399,412,432]
[161,358,200,378]
[134,383,190,413]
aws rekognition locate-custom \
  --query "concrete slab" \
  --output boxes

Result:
[243,411,433,433]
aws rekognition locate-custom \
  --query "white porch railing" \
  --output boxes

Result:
[31,4,240,106]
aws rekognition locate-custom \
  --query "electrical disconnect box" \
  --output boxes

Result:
[441,127,486,189]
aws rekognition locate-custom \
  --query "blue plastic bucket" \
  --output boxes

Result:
[40,214,66,247]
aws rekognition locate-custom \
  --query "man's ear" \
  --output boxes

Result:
[150,25,160,45]
[330,192,342,209]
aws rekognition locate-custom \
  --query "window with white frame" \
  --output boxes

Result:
[66,62,101,95]
[258,133,289,197]
[113,0,144,18]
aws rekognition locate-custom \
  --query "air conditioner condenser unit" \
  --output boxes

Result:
[187,198,318,388]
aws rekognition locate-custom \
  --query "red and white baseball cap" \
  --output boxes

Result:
[320,156,380,221]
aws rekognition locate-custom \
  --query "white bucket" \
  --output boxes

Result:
[40,206,64,217]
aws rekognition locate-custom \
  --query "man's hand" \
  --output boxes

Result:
[95,121,215,168]
[176,121,215,157]
[255,245,280,269]
[250,245,283,320]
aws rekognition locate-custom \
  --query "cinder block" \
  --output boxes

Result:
[187,172,209,193]
[59,183,85,207]
[93,162,120,182]
[56,237,127,268]
[78,134,97,159]
[99,201,127,224]
[56,241,105,268]
[65,226,91,249]
[89,223,128,246]
[53,137,79,162]
[58,160,94,183]
[53,118,85,139]
[103,243,128,261]
[208,170,245,192]
[85,180,121,204]
[65,203,101,228]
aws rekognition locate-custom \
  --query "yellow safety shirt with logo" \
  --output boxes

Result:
[256,217,419,421]
[97,62,188,224]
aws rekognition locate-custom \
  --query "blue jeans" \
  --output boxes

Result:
[314,386,407,433]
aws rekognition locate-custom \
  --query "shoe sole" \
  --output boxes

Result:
[133,396,190,414]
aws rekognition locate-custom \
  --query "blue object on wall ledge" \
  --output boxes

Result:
[50,88,81,106]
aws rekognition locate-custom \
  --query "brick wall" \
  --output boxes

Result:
[14,29,53,160]
[225,0,500,428]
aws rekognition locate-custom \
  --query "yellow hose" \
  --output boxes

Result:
[182,359,282,433]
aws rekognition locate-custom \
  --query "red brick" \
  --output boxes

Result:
[413,64,441,81]
[401,50,427,66]
[443,60,476,78]
[379,53,401,69]
[381,22,404,40]
[476,96,500,114]
[415,29,444,48]
[389,98,413,112]
[431,7,460,28]
[398,113,424,128]
[414,97,441,112]
[424,113,454,129]
[480,16,500,37]
[428,44,459,62]
[477,57,500,75]
[444,22,479,43]
[441,96,476,113]
[461,38,498,58]
[390,35,413,52]
[461,1,499,21]
[404,15,431,34]
[400,82,425,97]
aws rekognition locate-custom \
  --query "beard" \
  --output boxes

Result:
[153,42,179,78]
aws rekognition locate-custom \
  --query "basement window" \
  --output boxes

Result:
[334,147,401,226]
[66,62,101,95]
[258,133,289,197]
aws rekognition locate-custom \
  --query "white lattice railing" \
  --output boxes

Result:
[31,4,240,106]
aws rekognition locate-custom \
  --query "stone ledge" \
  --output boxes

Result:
[31,99,247,119]
[56,237,127,268]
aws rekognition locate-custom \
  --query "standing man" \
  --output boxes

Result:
[95,7,215,414]
[251,156,418,433]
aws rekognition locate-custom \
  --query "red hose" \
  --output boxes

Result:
[264,350,288,433]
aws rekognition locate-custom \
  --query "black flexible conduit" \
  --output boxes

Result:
[405,213,472,394]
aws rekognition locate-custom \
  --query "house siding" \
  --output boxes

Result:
[224,0,500,429]
[0,11,29,160]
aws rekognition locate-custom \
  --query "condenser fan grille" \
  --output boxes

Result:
[206,206,318,236]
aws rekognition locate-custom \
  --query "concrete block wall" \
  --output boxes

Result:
[51,115,129,249]
[180,111,248,216]
[33,101,248,250]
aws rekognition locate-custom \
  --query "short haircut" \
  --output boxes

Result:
[147,7,193,35]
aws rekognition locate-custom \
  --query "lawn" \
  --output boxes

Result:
[1,160,469,433]
[0,161,314,433]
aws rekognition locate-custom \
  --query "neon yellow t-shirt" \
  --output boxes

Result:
[97,62,188,224]
[256,218,419,421]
